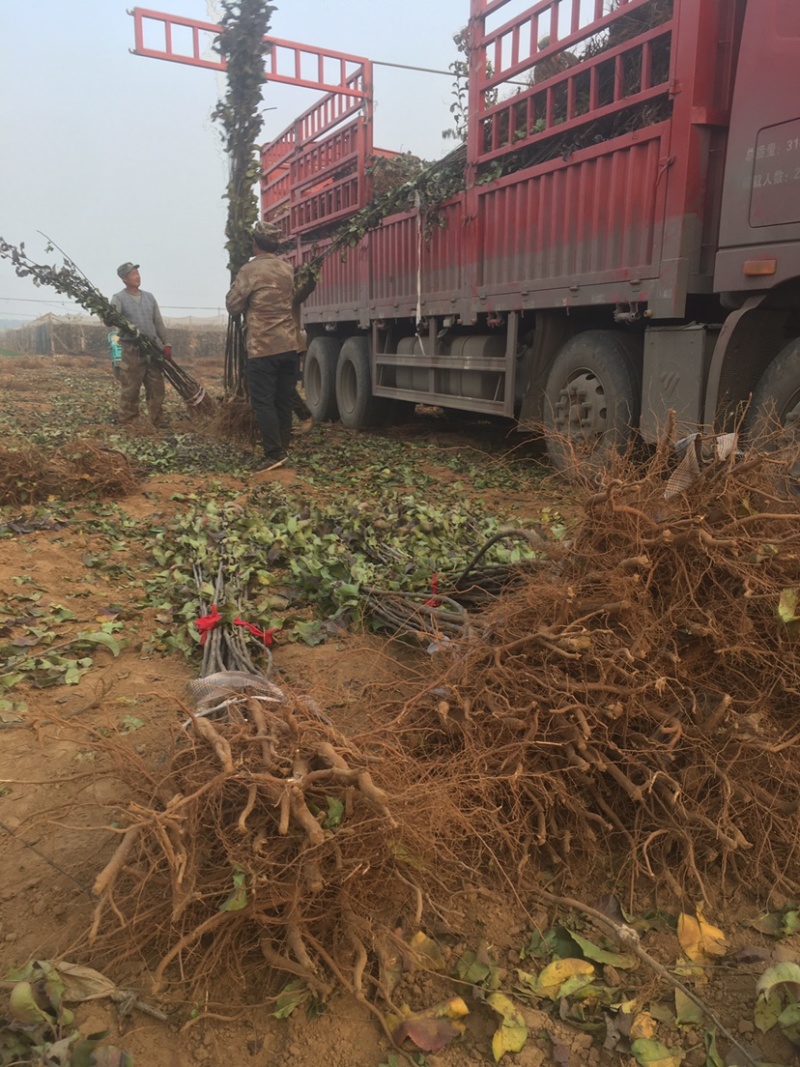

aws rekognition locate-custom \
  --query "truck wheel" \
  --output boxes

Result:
[748,338,800,482]
[543,331,641,474]
[336,336,386,428]
[304,336,340,423]
[749,338,800,443]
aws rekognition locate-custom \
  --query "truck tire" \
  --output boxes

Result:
[543,330,641,474]
[336,336,387,428]
[749,337,800,443]
[304,336,340,423]
[748,338,800,482]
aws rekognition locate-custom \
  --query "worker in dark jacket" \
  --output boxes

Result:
[225,221,316,470]
[111,262,171,426]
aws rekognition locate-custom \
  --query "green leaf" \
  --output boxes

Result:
[568,929,638,970]
[631,1037,683,1066]
[41,961,67,1013]
[219,866,247,912]
[749,909,800,938]
[290,620,325,646]
[778,589,800,624]
[649,1002,676,1025]
[272,978,310,1019]
[674,988,703,1027]
[388,841,429,872]
[777,1001,800,1045]
[756,962,800,995]
[0,672,26,689]
[523,926,576,961]
[322,796,344,829]
[703,1029,723,1067]
[749,912,786,937]
[51,605,78,622]
[75,631,122,656]
[755,989,783,1033]
[515,968,539,995]
[456,949,492,985]
[0,1026,35,1063]
[8,980,53,1025]
[120,715,144,734]
[557,974,595,999]
[72,1036,133,1067]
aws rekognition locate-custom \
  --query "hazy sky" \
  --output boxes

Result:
[0,0,469,324]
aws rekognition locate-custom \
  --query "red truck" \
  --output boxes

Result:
[260,0,800,468]
[134,0,800,468]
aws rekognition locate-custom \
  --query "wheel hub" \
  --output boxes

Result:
[554,370,607,440]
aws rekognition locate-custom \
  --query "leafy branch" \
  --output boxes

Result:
[211,0,275,279]
[442,27,469,143]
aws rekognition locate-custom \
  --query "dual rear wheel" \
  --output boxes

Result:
[303,336,340,424]
[304,335,406,429]
[308,327,800,472]
[543,330,800,475]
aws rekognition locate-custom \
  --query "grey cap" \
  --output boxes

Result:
[117,261,140,279]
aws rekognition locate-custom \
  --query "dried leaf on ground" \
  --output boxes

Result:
[488,992,528,1061]
[677,908,727,962]
[391,997,468,1053]
[536,959,595,1000]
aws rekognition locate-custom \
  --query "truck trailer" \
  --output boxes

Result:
[132,0,800,469]
[257,0,800,469]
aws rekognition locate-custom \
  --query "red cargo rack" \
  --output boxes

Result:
[260,64,374,236]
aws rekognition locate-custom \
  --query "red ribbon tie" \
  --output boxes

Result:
[195,604,222,646]
[424,572,442,608]
[234,617,275,647]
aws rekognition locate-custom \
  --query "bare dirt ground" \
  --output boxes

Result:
[1,354,798,1067]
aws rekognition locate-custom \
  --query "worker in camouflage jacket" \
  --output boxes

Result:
[111,262,171,427]
[225,221,316,471]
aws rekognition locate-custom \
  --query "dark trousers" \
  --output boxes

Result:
[247,351,298,461]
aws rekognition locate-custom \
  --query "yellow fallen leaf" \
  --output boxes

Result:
[408,931,445,971]
[488,992,528,1061]
[536,958,595,1000]
[674,958,709,986]
[630,1011,658,1039]
[433,996,469,1019]
[677,906,726,962]
[619,998,640,1014]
